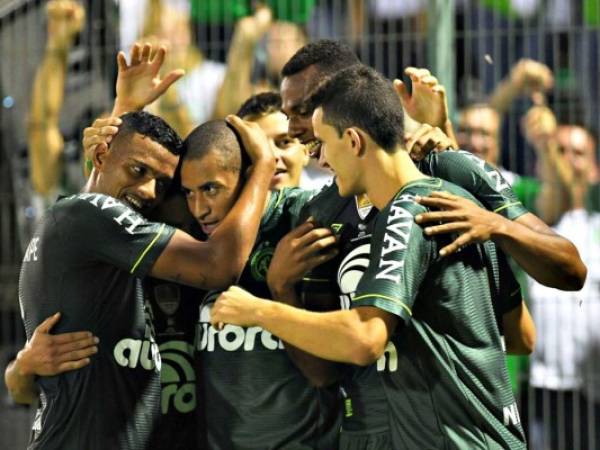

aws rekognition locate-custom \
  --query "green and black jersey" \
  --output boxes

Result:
[19,193,176,450]
[353,178,526,449]
[300,151,528,440]
[417,150,528,221]
[144,278,204,450]
[195,188,340,450]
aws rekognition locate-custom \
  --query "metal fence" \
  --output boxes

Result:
[1,1,598,448]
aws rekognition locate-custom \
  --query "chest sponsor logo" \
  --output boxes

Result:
[23,237,40,263]
[376,195,414,284]
[503,401,521,426]
[74,193,145,234]
[195,298,283,352]
[159,340,196,414]
[114,295,161,371]
[337,243,371,310]
[457,150,511,192]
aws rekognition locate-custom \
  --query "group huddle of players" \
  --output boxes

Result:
[8,39,587,450]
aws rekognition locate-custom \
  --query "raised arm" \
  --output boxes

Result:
[5,313,98,404]
[212,5,272,119]
[151,116,275,289]
[489,59,553,114]
[27,0,84,195]
[521,105,573,224]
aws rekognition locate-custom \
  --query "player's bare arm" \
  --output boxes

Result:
[4,313,98,404]
[151,116,275,289]
[212,286,398,365]
[502,302,536,355]
[415,191,587,290]
[266,221,341,386]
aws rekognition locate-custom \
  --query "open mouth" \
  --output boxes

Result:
[305,140,321,158]
[123,194,145,211]
[199,221,219,235]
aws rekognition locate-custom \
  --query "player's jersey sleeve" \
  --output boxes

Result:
[353,193,434,323]
[57,193,176,278]
[279,187,317,226]
[419,151,528,220]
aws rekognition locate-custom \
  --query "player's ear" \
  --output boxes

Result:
[92,142,110,171]
[346,127,366,157]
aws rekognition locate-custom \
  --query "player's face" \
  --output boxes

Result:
[312,107,359,197]
[556,125,598,182]
[99,132,178,215]
[457,106,500,165]
[180,151,243,236]
[251,111,308,190]
[281,65,329,169]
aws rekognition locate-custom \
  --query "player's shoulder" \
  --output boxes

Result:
[53,193,142,225]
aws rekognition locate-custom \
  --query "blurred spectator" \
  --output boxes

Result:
[26,1,86,218]
[522,104,600,450]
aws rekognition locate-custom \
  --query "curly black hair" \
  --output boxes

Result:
[118,111,183,156]
[281,39,360,78]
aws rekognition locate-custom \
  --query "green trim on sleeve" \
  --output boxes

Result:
[130,223,166,274]
[493,201,522,214]
[352,293,413,317]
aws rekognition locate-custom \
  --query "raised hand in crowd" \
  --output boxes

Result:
[112,42,185,116]
[46,0,85,52]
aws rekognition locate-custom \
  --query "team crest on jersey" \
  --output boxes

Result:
[355,194,373,220]
[250,243,275,281]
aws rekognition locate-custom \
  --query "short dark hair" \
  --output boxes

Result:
[237,92,282,120]
[281,39,360,78]
[117,111,183,155]
[182,120,248,173]
[306,65,404,152]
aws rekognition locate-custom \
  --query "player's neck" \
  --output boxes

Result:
[364,147,427,210]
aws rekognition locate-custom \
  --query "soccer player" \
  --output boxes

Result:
[211,64,529,449]
[237,91,310,191]
[8,109,274,450]
[280,40,585,294]
[181,119,339,449]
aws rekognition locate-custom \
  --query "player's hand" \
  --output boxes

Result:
[46,0,85,51]
[225,115,276,167]
[414,191,505,256]
[394,67,449,129]
[510,59,553,97]
[234,4,273,44]
[211,286,264,328]
[16,313,98,376]
[267,221,338,296]
[405,123,455,161]
[114,42,185,114]
[82,116,121,155]
[521,105,558,154]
